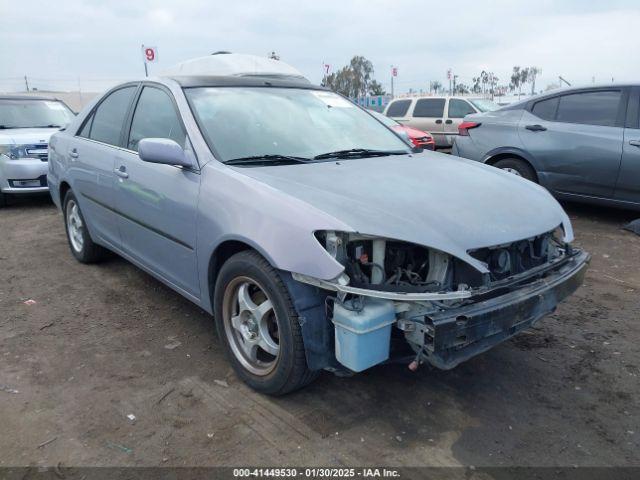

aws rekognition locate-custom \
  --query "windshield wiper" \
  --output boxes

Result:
[224,154,313,166]
[31,124,62,128]
[313,148,407,160]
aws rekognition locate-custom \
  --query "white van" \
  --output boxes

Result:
[383,96,498,148]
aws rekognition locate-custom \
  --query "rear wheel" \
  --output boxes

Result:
[63,191,105,263]
[214,250,317,395]
[493,158,537,183]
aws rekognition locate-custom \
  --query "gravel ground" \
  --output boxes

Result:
[0,195,639,468]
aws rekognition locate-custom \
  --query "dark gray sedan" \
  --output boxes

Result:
[453,85,640,210]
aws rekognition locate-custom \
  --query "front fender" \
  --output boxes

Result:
[195,163,353,313]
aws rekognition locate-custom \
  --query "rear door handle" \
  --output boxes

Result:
[525,124,547,132]
[445,119,453,124]
[435,119,443,124]
[629,140,640,147]
[114,166,129,179]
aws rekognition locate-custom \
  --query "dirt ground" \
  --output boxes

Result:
[0,195,639,469]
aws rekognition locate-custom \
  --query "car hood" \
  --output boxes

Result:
[0,127,59,145]
[233,152,572,272]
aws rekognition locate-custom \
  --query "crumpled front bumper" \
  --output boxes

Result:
[424,249,590,369]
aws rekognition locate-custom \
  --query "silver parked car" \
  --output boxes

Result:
[453,85,640,210]
[0,95,75,206]
[48,54,589,395]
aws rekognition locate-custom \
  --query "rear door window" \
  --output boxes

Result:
[386,100,411,117]
[532,97,559,121]
[89,86,137,146]
[127,86,186,151]
[413,98,445,118]
[555,90,622,127]
[448,99,476,118]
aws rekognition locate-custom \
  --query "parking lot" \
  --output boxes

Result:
[0,196,638,468]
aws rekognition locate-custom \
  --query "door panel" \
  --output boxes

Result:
[70,139,120,247]
[615,128,640,204]
[114,152,201,297]
[408,98,446,146]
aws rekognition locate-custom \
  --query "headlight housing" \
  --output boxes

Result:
[314,231,454,293]
[0,144,44,160]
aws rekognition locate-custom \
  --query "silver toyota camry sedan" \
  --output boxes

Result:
[47,54,590,395]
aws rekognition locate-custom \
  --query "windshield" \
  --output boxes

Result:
[468,98,499,112]
[185,87,410,162]
[0,99,75,128]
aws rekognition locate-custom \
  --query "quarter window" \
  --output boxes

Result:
[386,100,411,117]
[555,91,622,127]
[128,87,186,151]
[89,86,137,146]
[532,97,559,121]
[448,99,476,118]
[413,98,445,118]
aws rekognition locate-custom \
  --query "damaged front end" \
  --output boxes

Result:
[291,229,590,373]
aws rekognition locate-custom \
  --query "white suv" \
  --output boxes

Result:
[383,96,498,148]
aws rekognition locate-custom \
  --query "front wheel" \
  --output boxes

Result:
[63,191,105,263]
[0,191,7,208]
[213,250,317,395]
[493,158,537,183]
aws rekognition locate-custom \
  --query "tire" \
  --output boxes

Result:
[63,190,106,263]
[493,158,537,183]
[0,191,6,208]
[213,250,318,395]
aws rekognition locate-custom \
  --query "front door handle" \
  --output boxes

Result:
[629,140,640,147]
[525,124,547,132]
[435,119,443,124]
[445,119,453,124]
[114,166,129,179]
[69,148,79,159]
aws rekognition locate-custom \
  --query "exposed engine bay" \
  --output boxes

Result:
[315,228,566,293]
[299,229,581,373]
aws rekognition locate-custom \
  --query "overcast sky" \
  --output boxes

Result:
[1,0,639,94]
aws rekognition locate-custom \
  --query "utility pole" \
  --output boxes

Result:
[24,75,29,92]
[453,75,458,95]
[390,65,396,98]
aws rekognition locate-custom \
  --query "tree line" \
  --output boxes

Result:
[319,55,543,98]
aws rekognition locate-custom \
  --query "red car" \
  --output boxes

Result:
[370,110,435,150]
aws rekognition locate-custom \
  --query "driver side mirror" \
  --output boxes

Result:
[138,138,193,168]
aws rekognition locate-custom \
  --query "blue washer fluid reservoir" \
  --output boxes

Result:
[332,298,396,372]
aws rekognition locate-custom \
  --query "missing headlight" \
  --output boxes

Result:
[315,231,454,293]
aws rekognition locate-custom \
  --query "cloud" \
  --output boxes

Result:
[0,0,638,93]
